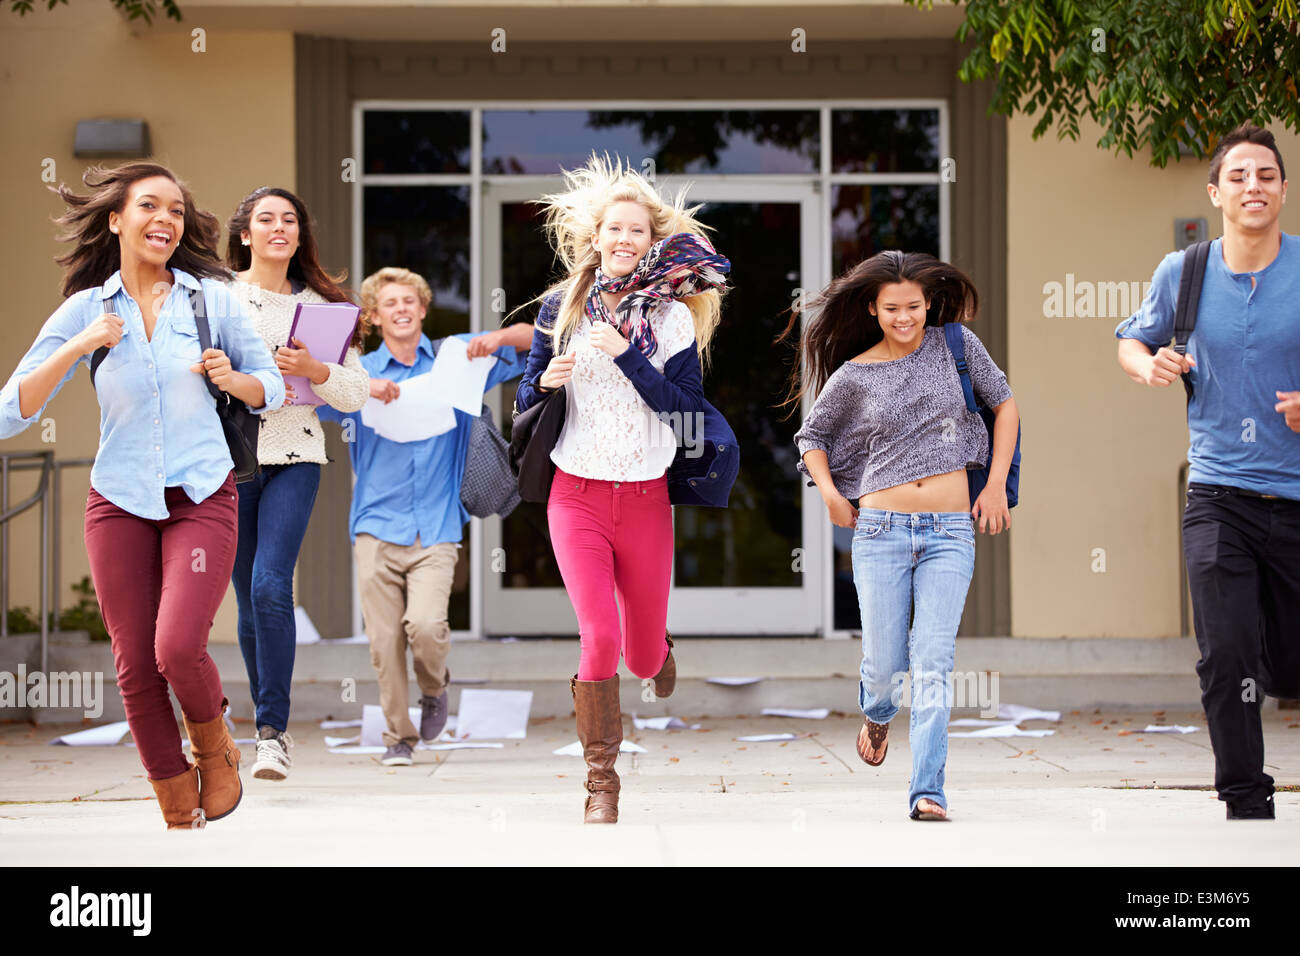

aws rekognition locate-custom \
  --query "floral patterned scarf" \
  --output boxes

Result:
[587,232,730,359]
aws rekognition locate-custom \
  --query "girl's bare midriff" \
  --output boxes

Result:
[859,467,969,513]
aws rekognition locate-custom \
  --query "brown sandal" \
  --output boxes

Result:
[856,718,889,766]
[910,798,949,821]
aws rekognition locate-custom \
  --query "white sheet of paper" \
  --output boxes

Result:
[1141,724,1198,734]
[553,740,647,756]
[360,372,456,443]
[633,716,700,730]
[328,745,387,755]
[736,733,800,742]
[319,719,363,729]
[455,689,532,740]
[950,725,1055,738]
[294,606,321,644]
[426,742,503,751]
[428,336,498,414]
[949,718,1018,727]
[761,707,829,720]
[707,676,764,686]
[324,735,360,747]
[49,721,131,746]
[996,703,1061,723]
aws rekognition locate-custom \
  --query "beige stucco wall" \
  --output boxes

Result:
[1007,115,1300,637]
[0,5,294,644]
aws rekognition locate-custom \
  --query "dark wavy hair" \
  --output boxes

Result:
[225,186,364,347]
[776,250,979,414]
[51,162,228,298]
[1208,123,1287,185]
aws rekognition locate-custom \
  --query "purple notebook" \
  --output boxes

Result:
[284,302,361,406]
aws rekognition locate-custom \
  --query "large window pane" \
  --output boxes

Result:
[483,110,819,175]
[832,109,940,173]
[830,183,939,274]
[364,111,471,174]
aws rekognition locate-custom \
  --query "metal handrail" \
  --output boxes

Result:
[0,451,53,673]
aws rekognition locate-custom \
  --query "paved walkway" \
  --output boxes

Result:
[2,710,1297,865]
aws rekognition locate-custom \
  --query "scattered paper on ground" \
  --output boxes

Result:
[949,718,1016,727]
[428,335,497,414]
[455,689,532,740]
[761,707,829,720]
[736,733,801,742]
[633,715,700,730]
[49,722,131,746]
[324,735,360,747]
[552,740,647,756]
[294,606,321,644]
[996,703,1061,723]
[320,719,363,729]
[707,677,764,686]
[1142,724,1198,734]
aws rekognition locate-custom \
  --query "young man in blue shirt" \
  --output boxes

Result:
[319,267,532,766]
[1116,124,1300,820]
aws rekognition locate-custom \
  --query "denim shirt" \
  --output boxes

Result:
[317,333,525,546]
[0,269,285,519]
[1115,235,1300,499]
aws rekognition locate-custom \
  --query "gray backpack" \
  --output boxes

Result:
[430,336,521,519]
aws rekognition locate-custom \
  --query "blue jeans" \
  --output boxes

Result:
[851,508,975,813]
[231,462,321,732]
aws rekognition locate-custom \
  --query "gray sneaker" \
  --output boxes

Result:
[380,741,414,766]
[418,691,449,742]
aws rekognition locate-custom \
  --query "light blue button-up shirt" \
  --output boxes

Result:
[0,269,284,519]
[1116,234,1300,499]
[318,333,524,546]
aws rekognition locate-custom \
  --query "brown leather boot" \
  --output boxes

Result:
[183,697,243,822]
[571,674,622,824]
[652,631,676,699]
[149,762,202,830]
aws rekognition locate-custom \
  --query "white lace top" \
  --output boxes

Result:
[550,300,698,481]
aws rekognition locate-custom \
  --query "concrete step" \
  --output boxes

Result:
[0,632,1233,724]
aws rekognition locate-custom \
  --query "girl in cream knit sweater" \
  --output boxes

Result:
[224,186,369,781]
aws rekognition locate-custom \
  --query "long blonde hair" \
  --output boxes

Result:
[526,153,724,371]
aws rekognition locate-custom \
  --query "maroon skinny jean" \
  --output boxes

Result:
[84,472,237,780]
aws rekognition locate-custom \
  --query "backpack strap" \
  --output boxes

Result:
[188,284,225,405]
[1173,239,1211,402]
[943,322,979,414]
[89,345,109,386]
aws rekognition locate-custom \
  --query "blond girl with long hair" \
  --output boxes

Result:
[515,155,733,823]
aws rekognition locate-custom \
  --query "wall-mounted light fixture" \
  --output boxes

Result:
[74,120,151,158]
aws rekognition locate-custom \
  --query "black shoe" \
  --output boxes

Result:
[418,691,448,743]
[1226,794,1275,820]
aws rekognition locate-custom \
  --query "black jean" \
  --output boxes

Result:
[1182,483,1300,809]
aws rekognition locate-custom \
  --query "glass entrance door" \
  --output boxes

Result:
[481,180,826,635]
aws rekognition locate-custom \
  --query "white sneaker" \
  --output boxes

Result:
[251,726,293,780]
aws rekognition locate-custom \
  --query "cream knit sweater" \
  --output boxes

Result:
[231,281,370,466]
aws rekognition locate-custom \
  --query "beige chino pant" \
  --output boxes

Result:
[354,533,458,747]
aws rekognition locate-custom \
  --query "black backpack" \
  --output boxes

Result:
[1173,239,1213,403]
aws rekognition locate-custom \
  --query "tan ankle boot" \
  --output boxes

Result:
[183,697,243,822]
[571,674,621,824]
[652,632,676,699]
[149,762,201,830]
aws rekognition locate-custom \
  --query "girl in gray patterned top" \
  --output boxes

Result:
[782,250,1019,822]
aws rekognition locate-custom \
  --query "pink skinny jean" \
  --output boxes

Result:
[547,467,674,681]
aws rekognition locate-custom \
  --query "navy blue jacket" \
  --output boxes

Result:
[514,293,738,507]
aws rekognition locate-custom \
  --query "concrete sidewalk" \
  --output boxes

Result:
[2,709,1297,865]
